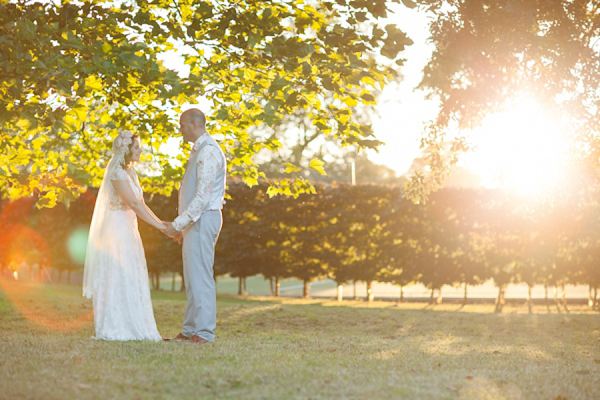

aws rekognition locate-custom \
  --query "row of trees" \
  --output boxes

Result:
[2,181,600,311]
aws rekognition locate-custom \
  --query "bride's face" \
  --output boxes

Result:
[130,138,142,162]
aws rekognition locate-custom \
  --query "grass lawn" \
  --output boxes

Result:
[1,280,599,399]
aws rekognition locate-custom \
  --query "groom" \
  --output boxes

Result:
[163,108,226,344]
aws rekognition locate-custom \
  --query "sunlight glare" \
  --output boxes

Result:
[67,227,89,265]
[463,97,570,197]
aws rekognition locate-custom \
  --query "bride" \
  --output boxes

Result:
[83,130,164,341]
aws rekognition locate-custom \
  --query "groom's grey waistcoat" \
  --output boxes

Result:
[178,134,226,219]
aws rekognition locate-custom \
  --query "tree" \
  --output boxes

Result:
[405,0,600,201]
[140,192,183,290]
[379,195,422,303]
[1,0,415,207]
[216,182,270,295]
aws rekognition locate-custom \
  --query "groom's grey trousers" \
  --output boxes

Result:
[181,210,222,342]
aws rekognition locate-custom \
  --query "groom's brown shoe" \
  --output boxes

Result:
[190,335,208,344]
[173,333,190,341]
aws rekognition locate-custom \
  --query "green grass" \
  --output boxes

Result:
[1,280,599,399]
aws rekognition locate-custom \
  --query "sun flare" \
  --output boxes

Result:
[463,97,571,197]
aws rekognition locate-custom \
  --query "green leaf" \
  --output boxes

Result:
[298,43,315,58]
[247,33,261,49]
[401,0,418,8]
[32,137,45,151]
[16,117,32,129]
[243,175,259,187]
[269,77,289,92]
[309,159,326,175]
[85,76,103,91]
[37,191,58,209]
[284,163,302,173]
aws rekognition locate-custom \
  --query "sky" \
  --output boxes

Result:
[366,5,438,175]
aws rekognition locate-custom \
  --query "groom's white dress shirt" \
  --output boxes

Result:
[173,134,224,232]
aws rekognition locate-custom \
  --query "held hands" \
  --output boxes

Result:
[162,222,182,243]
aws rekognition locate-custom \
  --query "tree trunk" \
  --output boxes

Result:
[544,284,549,305]
[155,273,160,290]
[180,272,185,292]
[366,280,374,302]
[430,287,435,304]
[561,283,567,305]
[554,285,559,304]
[337,283,343,302]
[238,276,243,295]
[589,285,593,307]
[463,282,468,305]
[527,284,533,313]
[353,280,357,300]
[171,272,176,291]
[398,285,404,303]
[436,287,443,304]
[269,277,274,296]
[275,276,280,297]
[495,285,505,313]
[303,279,310,299]
[594,287,598,309]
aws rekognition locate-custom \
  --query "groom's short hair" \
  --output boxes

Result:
[182,108,206,128]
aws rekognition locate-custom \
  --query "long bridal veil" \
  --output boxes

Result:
[82,156,120,299]
[82,131,133,299]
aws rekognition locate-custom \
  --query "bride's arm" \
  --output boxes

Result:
[112,180,166,230]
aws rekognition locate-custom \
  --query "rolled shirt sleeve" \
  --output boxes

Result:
[173,146,221,232]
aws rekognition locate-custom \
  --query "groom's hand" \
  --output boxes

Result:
[163,222,179,238]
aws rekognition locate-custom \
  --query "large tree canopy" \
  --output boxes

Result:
[405,0,600,201]
[1,0,415,207]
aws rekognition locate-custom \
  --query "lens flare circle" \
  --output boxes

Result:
[67,227,89,265]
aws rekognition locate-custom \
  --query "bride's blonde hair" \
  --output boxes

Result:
[112,130,139,168]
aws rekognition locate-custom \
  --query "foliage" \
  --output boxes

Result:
[1,0,415,207]
[405,0,600,201]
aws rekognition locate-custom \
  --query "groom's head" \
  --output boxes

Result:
[179,108,207,143]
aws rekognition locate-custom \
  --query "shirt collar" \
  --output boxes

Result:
[191,132,208,152]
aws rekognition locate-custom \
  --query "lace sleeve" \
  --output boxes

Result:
[111,165,129,181]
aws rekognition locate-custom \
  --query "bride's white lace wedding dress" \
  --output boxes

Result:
[83,154,162,341]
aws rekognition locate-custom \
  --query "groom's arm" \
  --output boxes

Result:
[172,146,221,232]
